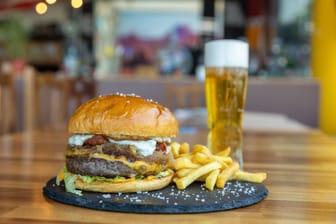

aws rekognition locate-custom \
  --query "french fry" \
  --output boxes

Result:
[192,144,212,156]
[179,142,190,154]
[215,147,231,157]
[170,142,267,191]
[175,153,193,160]
[231,170,267,183]
[176,168,193,178]
[213,155,232,163]
[192,152,213,165]
[212,155,232,167]
[171,142,181,158]
[196,175,207,182]
[174,161,222,190]
[174,157,200,170]
[216,162,240,188]
[205,169,220,191]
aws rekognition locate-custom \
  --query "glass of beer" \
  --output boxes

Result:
[204,39,249,169]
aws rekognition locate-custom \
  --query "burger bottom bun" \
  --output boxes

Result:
[74,172,174,193]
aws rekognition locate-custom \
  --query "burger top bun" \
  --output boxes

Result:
[68,94,178,138]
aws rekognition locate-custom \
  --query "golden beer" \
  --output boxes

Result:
[205,67,248,167]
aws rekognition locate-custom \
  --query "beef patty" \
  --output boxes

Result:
[65,142,169,178]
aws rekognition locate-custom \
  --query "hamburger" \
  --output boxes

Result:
[56,93,178,195]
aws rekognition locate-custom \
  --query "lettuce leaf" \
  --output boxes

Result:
[64,172,83,196]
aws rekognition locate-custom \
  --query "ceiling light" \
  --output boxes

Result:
[35,2,48,14]
[46,0,57,4]
[71,0,83,9]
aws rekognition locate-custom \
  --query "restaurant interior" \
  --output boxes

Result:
[1,0,336,223]
[1,0,326,135]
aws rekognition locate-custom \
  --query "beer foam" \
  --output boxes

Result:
[205,40,249,68]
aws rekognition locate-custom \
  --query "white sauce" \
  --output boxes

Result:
[68,134,93,146]
[109,139,157,156]
[68,134,171,156]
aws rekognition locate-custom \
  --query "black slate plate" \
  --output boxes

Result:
[43,177,268,214]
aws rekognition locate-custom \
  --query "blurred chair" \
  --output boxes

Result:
[24,67,70,131]
[134,65,159,78]
[0,73,16,134]
[165,81,205,109]
[68,76,96,113]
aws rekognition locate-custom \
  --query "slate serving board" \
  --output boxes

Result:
[43,177,268,214]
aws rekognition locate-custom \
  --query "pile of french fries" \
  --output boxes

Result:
[170,142,267,191]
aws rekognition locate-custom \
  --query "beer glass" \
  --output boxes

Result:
[205,40,249,169]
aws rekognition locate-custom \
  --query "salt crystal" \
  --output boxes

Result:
[102,194,111,199]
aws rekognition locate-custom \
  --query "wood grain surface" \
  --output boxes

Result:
[1,127,336,223]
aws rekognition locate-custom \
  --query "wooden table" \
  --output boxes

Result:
[1,127,336,223]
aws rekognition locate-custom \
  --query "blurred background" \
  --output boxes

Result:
[0,0,312,77]
[1,0,335,135]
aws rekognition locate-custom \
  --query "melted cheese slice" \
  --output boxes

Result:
[90,153,163,174]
